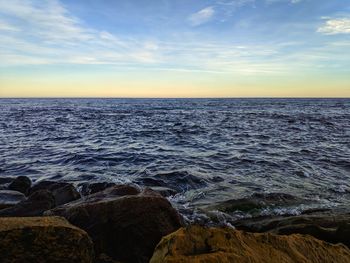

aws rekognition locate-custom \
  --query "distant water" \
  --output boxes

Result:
[1,98,349,222]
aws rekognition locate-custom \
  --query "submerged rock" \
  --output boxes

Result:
[46,186,183,263]
[210,192,305,213]
[29,180,81,206]
[0,216,94,263]
[0,190,26,210]
[8,176,31,195]
[135,170,207,193]
[0,190,55,217]
[150,225,350,263]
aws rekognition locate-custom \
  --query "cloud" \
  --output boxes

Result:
[188,6,215,26]
[266,0,302,4]
[0,0,161,66]
[0,20,19,31]
[317,18,350,35]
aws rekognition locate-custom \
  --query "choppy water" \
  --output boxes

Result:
[1,98,349,222]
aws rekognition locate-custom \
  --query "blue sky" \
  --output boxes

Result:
[0,0,349,97]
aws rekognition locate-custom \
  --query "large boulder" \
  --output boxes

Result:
[0,190,26,210]
[0,190,55,217]
[0,216,94,263]
[233,210,350,247]
[29,181,81,206]
[150,225,350,263]
[46,186,183,263]
[8,176,32,195]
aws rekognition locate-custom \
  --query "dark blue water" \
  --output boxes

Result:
[1,98,349,222]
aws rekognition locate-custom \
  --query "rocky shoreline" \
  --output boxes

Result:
[0,176,349,263]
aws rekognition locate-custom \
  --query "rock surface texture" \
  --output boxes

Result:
[0,216,94,263]
[234,210,350,248]
[0,190,55,217]
[46,186,183,263]
[150,225,350,263]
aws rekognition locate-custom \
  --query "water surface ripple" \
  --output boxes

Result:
[1,98,349,221]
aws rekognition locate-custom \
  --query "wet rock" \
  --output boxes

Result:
[79,182,116,196]
[29,180,81,206]
[210,192,304,213]
[0,190,55,217]
[46,187,183,263]
[136,170,207,192]
[8,176,31,195]
[0,190,26,210]
[233,210,350,248]
[0,216,94,263]
[53,184,81,206]
[150,225,350,263]
[28,180,67,194]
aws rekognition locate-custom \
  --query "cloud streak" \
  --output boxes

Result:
[317,18,350,35]
[188,6,215,26]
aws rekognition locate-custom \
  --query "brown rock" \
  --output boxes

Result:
[150,225,350,263]
[0,190,27,210]
[233,210,350,247]
[46,186,182,263]
[0,216,94,263]
[29,181,81,206]
[0,190,55,217]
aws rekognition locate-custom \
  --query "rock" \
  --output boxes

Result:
[0,190,27,210]
[210,192,305,213]
[233,210,350,248]
[8,176,31,195]
[46,186,183,263]
[79,182,116,196]
[0,216,94,263]
[29,180,81,206]
[135,170,207,192]
[150,225,350,263]
[53,184,81,206]
[0,190,55,217]
[28,180,67,194]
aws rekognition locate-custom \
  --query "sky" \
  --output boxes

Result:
[0,0,349,98]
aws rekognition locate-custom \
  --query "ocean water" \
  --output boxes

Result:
[1,98,349,222]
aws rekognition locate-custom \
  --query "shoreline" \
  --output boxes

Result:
[1,175,349,262]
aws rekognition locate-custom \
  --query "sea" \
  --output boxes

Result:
[1,98,349,223]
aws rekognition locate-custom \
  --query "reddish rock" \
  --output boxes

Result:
[46,186,183,263]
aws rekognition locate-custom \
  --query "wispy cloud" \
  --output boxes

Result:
[266,0,303,4]
[317,18,350,35]
[0,0,348,77]
[188,6,215,26]
[0,0,161,66]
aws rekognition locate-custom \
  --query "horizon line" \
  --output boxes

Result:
[0,97,349,99]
